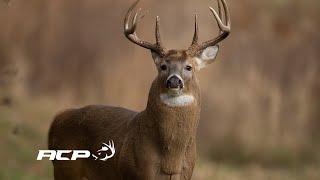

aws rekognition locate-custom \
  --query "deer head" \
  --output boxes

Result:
[125,0,230,107]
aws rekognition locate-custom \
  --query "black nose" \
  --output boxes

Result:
[167,75,183,89]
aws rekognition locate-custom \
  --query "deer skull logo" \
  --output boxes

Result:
[92,141,115,161]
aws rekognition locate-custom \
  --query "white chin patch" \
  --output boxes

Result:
[160,93,194,107]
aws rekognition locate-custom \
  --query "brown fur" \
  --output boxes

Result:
[48,49,204,180]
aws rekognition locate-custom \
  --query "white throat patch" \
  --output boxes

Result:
[160,93,194,107]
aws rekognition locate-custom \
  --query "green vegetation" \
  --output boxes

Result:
[0,105,53,180]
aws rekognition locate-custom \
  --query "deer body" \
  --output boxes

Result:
[49,51,201,180]
[48,0,230,179]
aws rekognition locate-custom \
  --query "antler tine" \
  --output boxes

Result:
[124,0,138,34]
[217,0,223,34]
[189,0,231,54]
[223,0,231,27]
[132,8,145,31]
[124,0,166,56]
[191,13,199,46]
[209,0,230,33]
[155,16,162,46]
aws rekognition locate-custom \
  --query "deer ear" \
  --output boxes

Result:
[151,51,162,65]
[195,45,219,70]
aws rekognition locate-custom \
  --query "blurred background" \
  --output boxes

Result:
[0,0,319,179]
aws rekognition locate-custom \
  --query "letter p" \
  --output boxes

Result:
[71,150,90,160]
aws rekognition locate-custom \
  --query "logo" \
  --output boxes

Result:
[37,140,116,161]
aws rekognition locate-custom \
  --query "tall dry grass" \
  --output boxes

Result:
[0,0,319,178]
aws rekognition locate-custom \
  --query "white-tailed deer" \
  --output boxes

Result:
[48,0,230,179]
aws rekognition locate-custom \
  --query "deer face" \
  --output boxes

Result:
[151,46,219,96]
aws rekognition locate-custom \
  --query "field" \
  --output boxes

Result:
[1,98,319,180]
[1,0,320,179]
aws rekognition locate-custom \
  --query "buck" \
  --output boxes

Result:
[48,0,231,179]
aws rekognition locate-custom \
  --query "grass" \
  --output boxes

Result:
[0,100,53,180]
[209,143,317,168]
[0,167,51,180]
[0,95,319,180]
[193,159,320,180]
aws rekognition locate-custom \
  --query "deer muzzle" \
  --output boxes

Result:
[166,75,184,90]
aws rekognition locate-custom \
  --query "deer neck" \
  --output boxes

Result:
[143,77,201,149]
[141,78,201,173]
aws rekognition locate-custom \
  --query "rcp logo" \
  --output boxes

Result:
[37,140,115,161]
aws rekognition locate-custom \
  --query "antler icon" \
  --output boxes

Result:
[92,141,116,161]
[100,140,115,161]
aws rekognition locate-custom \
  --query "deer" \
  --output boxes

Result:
[48,0,231,179]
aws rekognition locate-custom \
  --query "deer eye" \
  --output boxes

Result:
[185,65,192,71]
[160,65,167,71]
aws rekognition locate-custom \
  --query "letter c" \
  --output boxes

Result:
[56,150,72,160]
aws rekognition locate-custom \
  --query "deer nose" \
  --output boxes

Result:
[166,75,183,89]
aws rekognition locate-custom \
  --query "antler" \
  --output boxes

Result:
[124,0,166,56]
[189,0,231,55]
